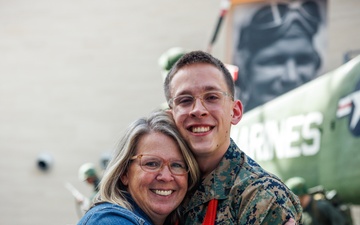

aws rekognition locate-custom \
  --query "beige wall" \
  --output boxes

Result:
[0,0,359,225]
[0,1,221,224]
[326,0,360,71]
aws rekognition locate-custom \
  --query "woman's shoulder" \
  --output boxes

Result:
[77,202,153,225]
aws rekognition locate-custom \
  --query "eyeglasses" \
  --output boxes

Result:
[244,1,320,36]
[168,90,233,113]
[130,154,189,175]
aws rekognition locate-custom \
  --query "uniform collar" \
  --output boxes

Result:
[183,139,243,211]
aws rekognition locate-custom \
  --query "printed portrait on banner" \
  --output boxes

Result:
[229,0,328,112]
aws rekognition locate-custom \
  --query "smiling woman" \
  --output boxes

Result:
[76,110,200,225]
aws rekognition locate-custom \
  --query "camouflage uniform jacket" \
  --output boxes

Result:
[181,139,302,225]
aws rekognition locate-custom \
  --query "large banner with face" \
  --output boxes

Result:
[228,0,327,112]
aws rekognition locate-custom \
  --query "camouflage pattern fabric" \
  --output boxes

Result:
[181,139,302,225]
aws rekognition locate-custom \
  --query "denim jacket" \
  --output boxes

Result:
[77,201,154,225]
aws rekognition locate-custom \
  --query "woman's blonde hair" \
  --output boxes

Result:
[95,110,200,223]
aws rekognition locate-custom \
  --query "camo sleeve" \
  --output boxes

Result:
[182,141,303,225]
[235,177,303,225]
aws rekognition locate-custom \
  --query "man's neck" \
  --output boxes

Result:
[198,158,219,178]
[196,149,227,178]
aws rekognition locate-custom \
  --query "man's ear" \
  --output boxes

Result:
[231,100,243,125]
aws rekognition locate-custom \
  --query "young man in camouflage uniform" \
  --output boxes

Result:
[164,50,302,224]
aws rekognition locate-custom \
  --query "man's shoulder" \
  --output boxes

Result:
[228,142,277,179]
[227,139,266,170]
[224,140,299,200]
[232,171,285,196]
[224,151,299,210]
[221,174,302,224]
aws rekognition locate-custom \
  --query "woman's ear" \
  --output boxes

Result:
[120,171,129,186]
